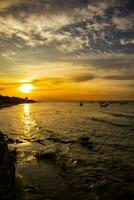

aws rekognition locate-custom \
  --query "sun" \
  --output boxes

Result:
[19,84,34,93]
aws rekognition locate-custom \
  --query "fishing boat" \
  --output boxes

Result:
[100,101,109,107]
[80,102,83,106]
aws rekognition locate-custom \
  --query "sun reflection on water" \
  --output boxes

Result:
[23,104,31,133]
[23,104,37,138]
[24,103,30,115]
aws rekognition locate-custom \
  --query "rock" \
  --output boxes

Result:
[25,186,39,194]
[79,137,93,150]
[0,131,15,200]
[7,138,15,144]
[79,136,90,143]
[47,135,77,144]
[11,147,17,162]
[34,139,44,145]
[7,138,23,144]
[15,139,23,144]
[35,151,57,162]
[34,139,44,143]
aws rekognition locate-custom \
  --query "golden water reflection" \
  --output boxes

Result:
[23,104,37,137]
[24,103,30,115]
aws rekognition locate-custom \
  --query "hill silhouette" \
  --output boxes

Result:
[0,95,36,108]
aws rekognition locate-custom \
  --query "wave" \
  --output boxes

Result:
[94,141,134,149]
[46,136,77,144]
[102,111,134,119]
[90,117,131,127]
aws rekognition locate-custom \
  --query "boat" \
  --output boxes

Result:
[80,102,83,106]
[100,101,109,107]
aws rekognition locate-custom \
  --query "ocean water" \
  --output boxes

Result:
[0,102,134,200]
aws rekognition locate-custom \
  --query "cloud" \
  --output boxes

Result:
[102,74,134,80]
[0,0,28,9]
[57,35,89,53]
[90,53,134,72]
[67,52,134,70]
[125,83,134,88]
[120,38,134,45]
[72,73,96,82]
[0,8,74,48]
[22,73,96,86]
[0,87,5,91]
[31,77,65,85]
[1,51,16,58]
[112,14,134,31]
[0,0,134,55]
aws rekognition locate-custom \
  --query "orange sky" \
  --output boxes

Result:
[1,67,134,100]
[0,0,134,100]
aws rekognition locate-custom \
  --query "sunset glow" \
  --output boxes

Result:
[0,0,134,100]
[19,84,34,93]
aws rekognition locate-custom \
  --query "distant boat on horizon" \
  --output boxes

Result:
[100,101,109,107]
[80,102,83,106]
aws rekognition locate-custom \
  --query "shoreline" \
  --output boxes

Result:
[0,95,36,110]
[0,103,20,109]
[0,102,36,110]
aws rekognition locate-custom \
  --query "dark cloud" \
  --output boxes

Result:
[66,53,134,73]
[91,57,134,72]
[0,0,134,54]
[0,87,5,91]
[0,0,90,16]
[125,83,134,87]
[31,77,66,85]
[25,74,96,85]
[72,73,96,82]
[103,74,134,80]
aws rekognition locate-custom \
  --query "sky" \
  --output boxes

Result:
[0,0,134,100]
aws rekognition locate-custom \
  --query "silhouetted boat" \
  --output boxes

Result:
[100,101,109,107]
[80,102,83,106]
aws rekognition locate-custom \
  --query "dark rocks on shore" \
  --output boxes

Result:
[0,131,15,200]
[6,137,23,144]
[7,138,14,144]
[35,151,57,162]
[46,135,94,150]
[15,139,23,144]
[79,137,93,150]
[47,135,77,144]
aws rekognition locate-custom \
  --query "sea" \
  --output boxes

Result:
[0,102,134,200]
